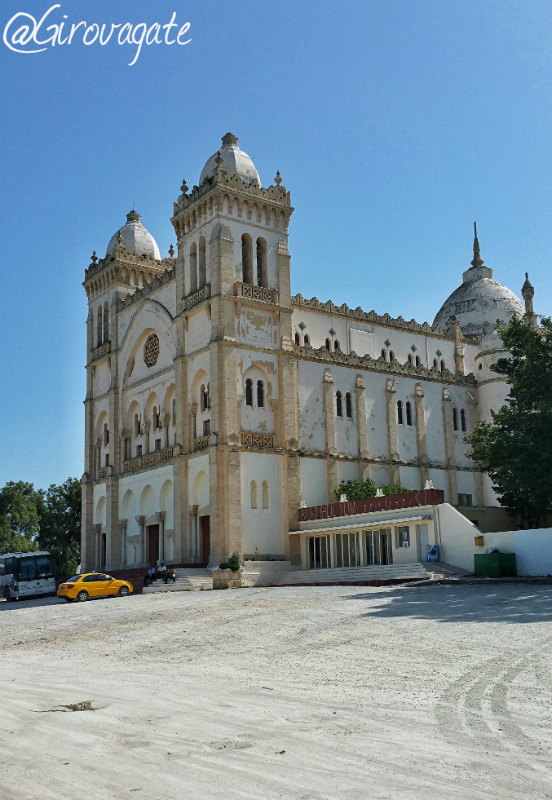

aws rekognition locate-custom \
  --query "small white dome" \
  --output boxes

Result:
[106,210,161,259]
[199,132,261,187]
[433,230,524,336]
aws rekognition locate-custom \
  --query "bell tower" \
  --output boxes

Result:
[170,134,298,566]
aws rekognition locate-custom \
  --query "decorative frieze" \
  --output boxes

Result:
[193,436,209,451]
[241,433,274,448]
[235,281,278,304]
[123,446,176,474]
[294,341,477,386]
[98,467,109,480]
[185,283,211,310]
[90,340,111,362]
[292,293,452,338]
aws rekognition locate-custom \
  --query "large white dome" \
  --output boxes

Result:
[106,210,161,260]
[199,132,261,187]
[433,230,524,337]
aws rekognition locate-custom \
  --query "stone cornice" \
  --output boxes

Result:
[291,294,455,339]
[295,342,477,386]
[171,170,294,238]
[116,268,176,311]
[84,245,175,299]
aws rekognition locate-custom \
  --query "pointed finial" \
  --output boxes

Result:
[215,150,224,167]
[180,179,188,195]
[90,250,98,265]
[521,271,535,315]
[116,229,124,245]
[471,221,484,268]
[168,244,175,258]
[274,170,282,186]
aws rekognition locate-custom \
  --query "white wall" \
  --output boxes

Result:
[300,457,328,506]
[240,452,285,555]
[437,503,552,576]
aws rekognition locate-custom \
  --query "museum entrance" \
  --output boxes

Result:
[147,524,159,565]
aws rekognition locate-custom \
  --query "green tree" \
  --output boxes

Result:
[38,478,81,579]
[465,316,552,528]
[0,481,41,553]
[334,479,412,502]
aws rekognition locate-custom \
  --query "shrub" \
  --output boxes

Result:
[219,551,241,571]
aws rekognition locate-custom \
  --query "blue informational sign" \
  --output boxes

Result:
[426,544,440,562]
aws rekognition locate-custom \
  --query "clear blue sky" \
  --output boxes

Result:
[1,0,550,490]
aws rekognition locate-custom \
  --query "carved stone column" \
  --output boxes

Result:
[189,405,197,452]
[119,519,127,566]
[386,379,400,485]
[156,512,166,562]
[442,388,458,504]
[143,422,151,455]
[136,515,146,565]
[448,317,465,375]
[163,415,170,449]
[355,374,369,459]
[414,383,429,487]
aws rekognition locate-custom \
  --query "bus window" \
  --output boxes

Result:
[18,556,38,581]
[36,554,54,579]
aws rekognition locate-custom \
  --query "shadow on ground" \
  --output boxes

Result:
[343,584,552,624]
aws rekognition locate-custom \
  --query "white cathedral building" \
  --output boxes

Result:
[81,133,538,572]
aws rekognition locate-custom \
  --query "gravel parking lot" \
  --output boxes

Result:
[1,583,551,799]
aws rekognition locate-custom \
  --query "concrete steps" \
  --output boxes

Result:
[273,563,429,586]
[143,568,213,594]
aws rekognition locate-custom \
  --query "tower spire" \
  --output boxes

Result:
[471,221,484,268]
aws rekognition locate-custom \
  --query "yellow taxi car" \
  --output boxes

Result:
[57,572,133,602]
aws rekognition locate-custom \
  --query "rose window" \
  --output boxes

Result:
[144,333,160,367]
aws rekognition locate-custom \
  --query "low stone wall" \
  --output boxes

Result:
[212,568,243,589]
[241,561,293,586]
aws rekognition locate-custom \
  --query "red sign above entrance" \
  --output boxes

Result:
[298,489,445,523]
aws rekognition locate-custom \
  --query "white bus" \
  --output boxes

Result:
[0,552,56,601]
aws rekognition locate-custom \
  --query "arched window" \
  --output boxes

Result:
[334,340,340,351]
[389,350,395,361]
[336,391,343,417]
[103,301,109,342]
[478,363,483,370]
[198,237,206,287]
[397,400,403,425]
[262,481,270,510]
[103,422,109,446]
[460,409,467,432]
[441,360,446,372]
[134,414,141,437]
[433,358,439,369]
[381,349,387,360]
[303,334,310,345]
[452,407,458,431]
[294,333,300,346]
[415,355,421,367]
[256,238,267,287]
[345,392,352,419]
[325,338,331,351]
[190,243,197,293]
[245,378,253,406]
[241,234,252,284]
[250,480,258,510]
[407,354,413,366]
[153,406,160,429]
[406,401,413,426]
[257,380,264,408]
[97,305,103,346]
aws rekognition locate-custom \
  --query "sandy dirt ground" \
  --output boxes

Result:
[1,583,551,800]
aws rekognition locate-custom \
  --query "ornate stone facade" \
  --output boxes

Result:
[81,133,532,573]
